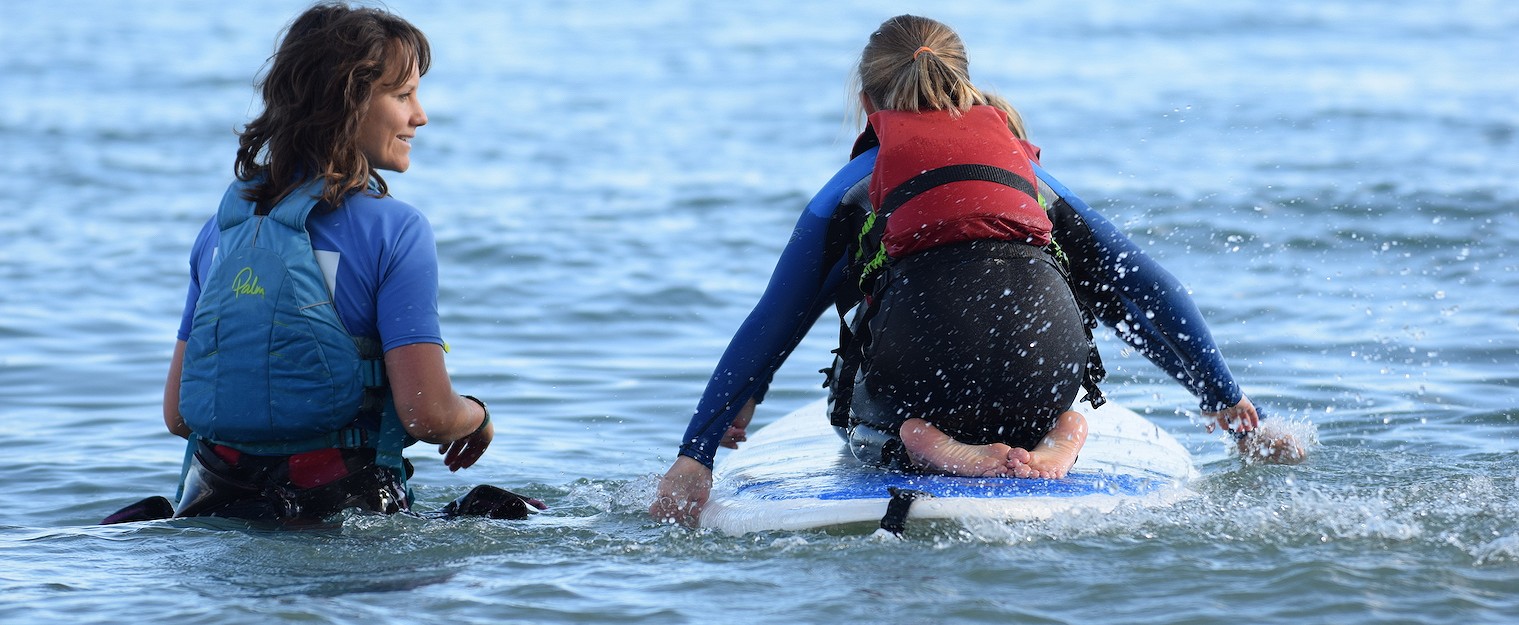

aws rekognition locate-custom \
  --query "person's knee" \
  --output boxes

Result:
[847,421,908,468]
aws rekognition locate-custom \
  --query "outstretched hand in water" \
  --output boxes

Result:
[650,456,712,527]
[1205,395,1308,464]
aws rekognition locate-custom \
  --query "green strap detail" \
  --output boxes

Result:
[1036,178,1072,273]
[854,210,893,290]
[854,211,876,259]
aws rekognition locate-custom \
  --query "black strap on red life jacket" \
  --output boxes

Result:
[855,163,1040,293]
[878,163,1037,217]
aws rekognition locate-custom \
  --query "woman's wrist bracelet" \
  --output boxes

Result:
[461,394,490,435]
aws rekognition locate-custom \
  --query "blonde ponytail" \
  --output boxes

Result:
[857,15,984,114]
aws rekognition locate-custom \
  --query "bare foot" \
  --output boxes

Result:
[899,418,1015,477]
[1010,411,1087,479]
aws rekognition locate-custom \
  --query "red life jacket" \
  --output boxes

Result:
[866,105,1050,259]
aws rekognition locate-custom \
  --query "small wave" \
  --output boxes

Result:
[1472,534,1519,565]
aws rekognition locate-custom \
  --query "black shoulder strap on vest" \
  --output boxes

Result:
[857,164,1040,290]
[876,163,1038,219]
[1036,232,1108,409]
[1036,179,1107,409]
[822,178,873,430]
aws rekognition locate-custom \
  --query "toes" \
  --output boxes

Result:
[1006,447,1037,478]
[1007,447,1032,464]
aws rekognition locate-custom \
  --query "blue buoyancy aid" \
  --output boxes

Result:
[178,178,409,474]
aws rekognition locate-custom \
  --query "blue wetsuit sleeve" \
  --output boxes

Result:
[1035,164,1243,412]
[677,151,876,468]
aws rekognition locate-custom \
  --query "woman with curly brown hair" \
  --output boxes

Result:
[158,2,495,523]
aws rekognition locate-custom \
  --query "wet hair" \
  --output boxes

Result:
[855,15,1028,140]
[234,2,431,210]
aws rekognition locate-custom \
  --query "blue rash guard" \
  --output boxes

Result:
[676,150,1244,468]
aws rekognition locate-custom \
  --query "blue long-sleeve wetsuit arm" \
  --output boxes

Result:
[1035,164,1244,412]
[677,151,878,468]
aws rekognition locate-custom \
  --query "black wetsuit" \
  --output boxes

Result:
[848,237,1090,468]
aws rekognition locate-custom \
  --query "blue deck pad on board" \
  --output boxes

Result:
[737,470,1169,502]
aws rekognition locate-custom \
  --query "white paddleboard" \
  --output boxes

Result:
[701,398,1198,535]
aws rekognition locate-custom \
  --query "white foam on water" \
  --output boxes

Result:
[1472,534,1519,565]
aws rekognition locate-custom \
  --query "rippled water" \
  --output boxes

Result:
[3,1,1517,623]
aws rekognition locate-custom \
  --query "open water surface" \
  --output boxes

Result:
[2,1,1517,623]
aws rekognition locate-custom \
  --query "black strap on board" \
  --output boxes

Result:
[879,487,931,537]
